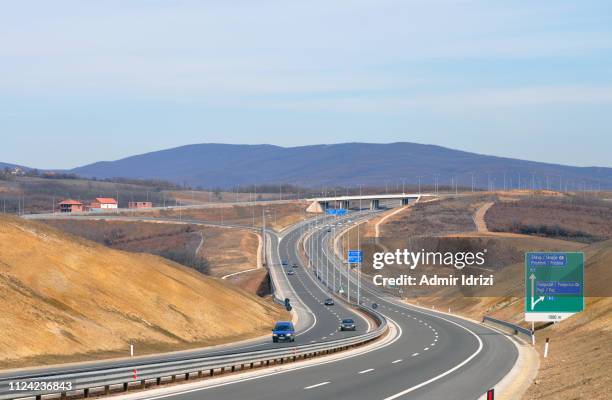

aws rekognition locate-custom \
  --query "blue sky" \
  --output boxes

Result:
[1,1,611,169]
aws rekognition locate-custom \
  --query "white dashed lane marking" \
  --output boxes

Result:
[392,359,402,364]
[358,368,374,374]
[304,382,330,390]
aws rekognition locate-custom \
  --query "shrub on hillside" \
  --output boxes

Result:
[159,249,210,275]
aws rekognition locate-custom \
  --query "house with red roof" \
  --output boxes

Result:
[58,199,84,213]
[90,197,118,210]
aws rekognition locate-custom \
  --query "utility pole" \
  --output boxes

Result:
[357,184,362,305]
[262,209,266,267]
[325,203,329,288]
[346,223,350,303]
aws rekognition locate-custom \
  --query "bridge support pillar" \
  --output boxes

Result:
[340,200,350,210]
[401,198,410,205]
[369,199,380,210]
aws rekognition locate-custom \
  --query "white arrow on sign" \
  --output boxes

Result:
[530,273,545,310]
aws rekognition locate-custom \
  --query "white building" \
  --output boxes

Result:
[91,197,118,209]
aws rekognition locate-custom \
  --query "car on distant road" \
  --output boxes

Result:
[340,318,356,331]
[272,321,295,342]
[287,270,295,276]
[324,298,334,306]
[281,260,288,266]
[292,263,299,268]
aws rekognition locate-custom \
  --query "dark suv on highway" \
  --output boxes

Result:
[340,318,356,331]
[272,321,295,342]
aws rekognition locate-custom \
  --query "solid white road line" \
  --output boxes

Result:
[358,368,374,374]
[304,382,330,390]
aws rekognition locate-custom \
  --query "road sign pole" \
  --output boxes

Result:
[357,263,360,305]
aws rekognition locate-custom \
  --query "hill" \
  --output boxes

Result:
[0,215,286,368]
[70,142,612,189]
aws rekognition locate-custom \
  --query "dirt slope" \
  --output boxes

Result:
[0,215,286,368]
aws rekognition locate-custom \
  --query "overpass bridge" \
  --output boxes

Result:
[306,193,427,212]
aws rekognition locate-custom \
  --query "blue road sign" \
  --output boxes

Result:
[326,208,347,216]
[348,250,363,263]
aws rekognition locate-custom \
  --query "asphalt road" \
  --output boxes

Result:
[151,211,518,400]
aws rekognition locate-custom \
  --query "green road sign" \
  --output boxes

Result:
[525,252,584,322]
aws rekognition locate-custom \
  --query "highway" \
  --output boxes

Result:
[129,211,518,400]
[3,210,519,400]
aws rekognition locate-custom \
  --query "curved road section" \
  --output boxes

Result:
[3,212,518,400]
[142,212,518,400]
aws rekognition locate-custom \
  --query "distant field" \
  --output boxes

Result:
[0,175,296,214]
[486,194,612,242]
[128,201,308,232]
[378,194,495,237]
[0,176,176,213]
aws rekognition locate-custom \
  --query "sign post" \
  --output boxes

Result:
[524,252,584,322]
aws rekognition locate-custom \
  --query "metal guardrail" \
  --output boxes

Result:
[483,316,533,339]
[0,306,386,400]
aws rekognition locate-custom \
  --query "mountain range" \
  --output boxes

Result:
[65,142,612,190]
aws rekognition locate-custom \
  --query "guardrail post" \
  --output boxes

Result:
[185,372,189,380]
[156,377,162,385]
[104,385,110,395]
[123,382,129,392]
[250,362,254,368]
[36,396,42,400]
[83,388,90,398]
[171,375,176,382]
[198,370,203,378]
[61,392,67,399]
[210,368,214,376]
[140,379,146,388]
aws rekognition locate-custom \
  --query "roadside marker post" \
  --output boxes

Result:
[130,343,134,357]
[544,338,550,358]
[486,388,495,400]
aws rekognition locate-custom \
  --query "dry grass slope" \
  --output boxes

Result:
[0,215,286,368]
